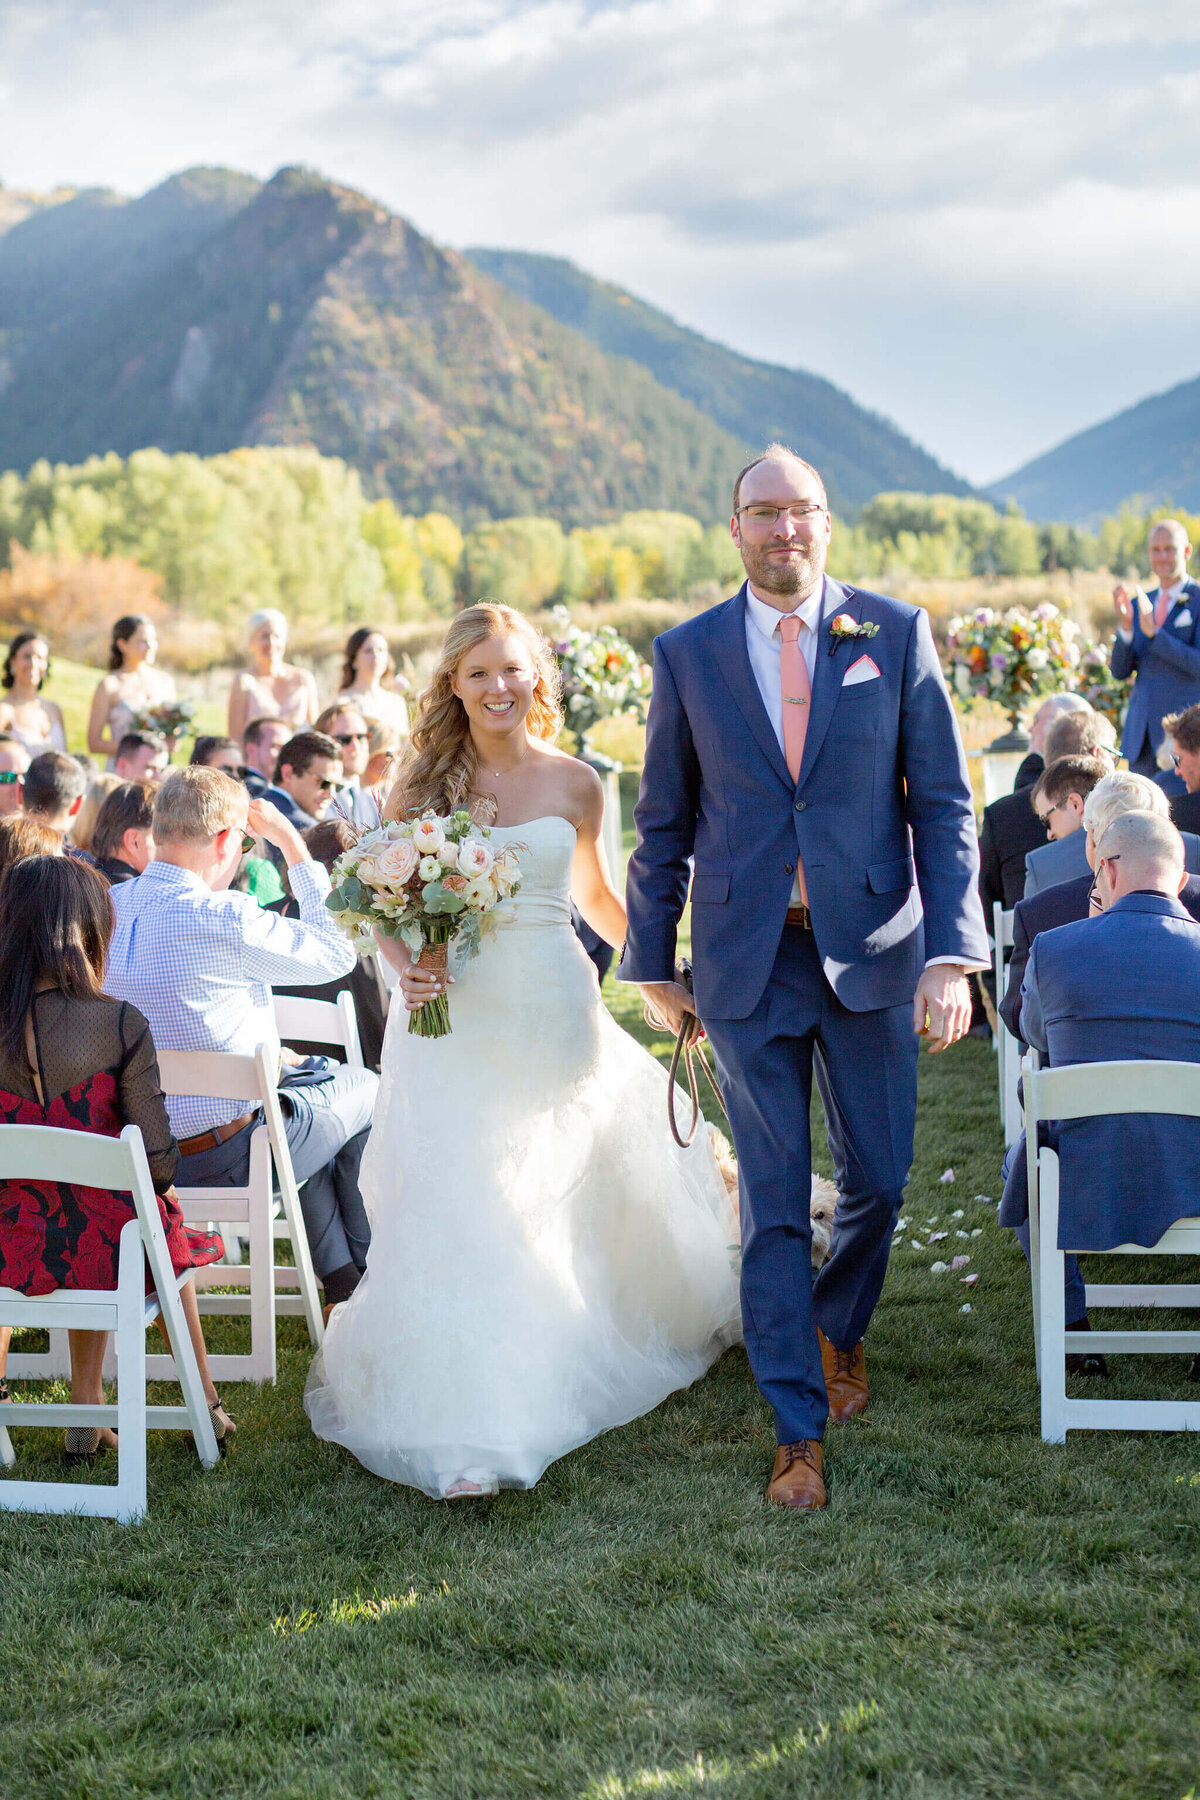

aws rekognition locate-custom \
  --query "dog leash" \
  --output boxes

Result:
[644,960,729,1147]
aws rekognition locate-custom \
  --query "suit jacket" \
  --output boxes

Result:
[1110,578,1200,762]
[999,872,1200,1043]
[1013,751,1044,792]
[1008,893,1200,1251]
[620,577,989,1018]
[261,785,317,832]
[1025,824,1200,896]
[96,856,138,885]
[979,783,1045,917]
[1171,789,1200,836]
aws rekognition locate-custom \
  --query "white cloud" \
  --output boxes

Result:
[0,0,1198,480]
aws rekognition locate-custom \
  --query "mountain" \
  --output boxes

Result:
[992,375,1200,522]
[0,165,747,524]
[466,247,971,514]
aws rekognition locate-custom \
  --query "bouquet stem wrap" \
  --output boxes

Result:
[410,925,453,1039]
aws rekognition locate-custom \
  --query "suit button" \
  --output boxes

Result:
[794,800,806,811]
[784,863,794,874]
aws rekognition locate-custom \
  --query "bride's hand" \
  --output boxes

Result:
[398,961,451,1012]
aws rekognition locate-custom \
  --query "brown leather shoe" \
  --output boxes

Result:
[765,1439,826,1509]
[819,1329,869,1422]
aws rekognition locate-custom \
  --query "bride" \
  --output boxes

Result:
[305,603,740,1499]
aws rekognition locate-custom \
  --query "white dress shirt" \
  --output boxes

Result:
[742,578,966,971]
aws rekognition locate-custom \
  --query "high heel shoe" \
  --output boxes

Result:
[64,1427,108,1466]
[209,1396,236,1453]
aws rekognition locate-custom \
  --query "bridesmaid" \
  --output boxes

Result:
[0,631,68,757]
[87,615,177,765]
[226,609,317,744]
[335,627,409,738]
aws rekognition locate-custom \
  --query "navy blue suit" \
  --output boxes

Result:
[621,577,988,1443]
[1111,580,1200,772]
[1002,893,1200,1254]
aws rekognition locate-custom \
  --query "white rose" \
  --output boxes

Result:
[412,818,446,855]
[439,840,458,870]
[461,875,496,909]
[457,837,494,879]
[419,854,442,882]
[1026,647,1049,671]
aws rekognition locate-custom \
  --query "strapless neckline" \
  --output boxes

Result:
[489,816,578,836]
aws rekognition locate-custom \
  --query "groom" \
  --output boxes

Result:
[620,445,988,1511]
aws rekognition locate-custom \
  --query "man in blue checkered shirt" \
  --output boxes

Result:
[106,765,377,1312]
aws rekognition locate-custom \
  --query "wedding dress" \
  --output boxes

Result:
[305,814,741,1497]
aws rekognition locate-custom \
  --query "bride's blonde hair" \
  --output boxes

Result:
[384,604,564,820]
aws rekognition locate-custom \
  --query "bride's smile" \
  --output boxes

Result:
[451,634,537,745]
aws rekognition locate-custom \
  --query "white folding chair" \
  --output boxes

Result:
[155,1045,324,1387]
[272,991,364,1069]
[1025,1056,1200,1442]
[0,1123,219,1523]
[370,948,397,1020]
[992,903,1022,1145]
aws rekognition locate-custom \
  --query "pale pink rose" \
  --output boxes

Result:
[412,818,446,855]
[461,875,496,908]
[457,837,494,879]
[439,840,459,871]
[443,873,468,895]
[374,838,420,888]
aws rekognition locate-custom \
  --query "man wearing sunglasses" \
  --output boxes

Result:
[316,704,380,831]
[0,733,29,817]
[263,730,344,831]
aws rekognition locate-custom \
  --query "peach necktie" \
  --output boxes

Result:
[779,614,811,905]
[1155,588,1173,628]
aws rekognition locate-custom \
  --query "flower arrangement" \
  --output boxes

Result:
[129,699,196,741]
[325,812,523,1039]
[548,606,652,747]
[1074,642,1131,731]
[944,604,1082,730]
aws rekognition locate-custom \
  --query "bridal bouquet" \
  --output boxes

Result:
[325,811,524,1039]
[129,699,196,741]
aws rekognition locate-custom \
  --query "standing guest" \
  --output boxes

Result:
[22,751,88,854]
[240,716,291,798]
[70,773,122,855]
[978,695,1094,917]
[335,627,409,738]
[0,631,67,757]
[87,615,177,766]
[621,443,988,1512]
[263,730,343,830]
[104,768,376,1315]
[91,782,155,885]
[190,736,243,778]
[1161,703,1200,836]
[226,610,317,745]
[0,733,29,816]
[0,857,233,1455]
[1111,519,1200,774]
[113,731,169,786]
[317,703,379,830]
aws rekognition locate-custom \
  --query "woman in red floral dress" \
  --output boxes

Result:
[0,857,235,1461]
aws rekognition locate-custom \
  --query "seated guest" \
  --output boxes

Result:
[114,730,169,786]
[1023,755,1110,896]
[1002,771,1200,1045]
[1002,815,1200,1350]
[91,782,155,884]
[1161,703,1200,836]
[978,695,1093,918]
[0,857,233,1453]
[190,736,244,779]
[317,704,379,830]
[272,818,387,1071]
[104,768,375,1314]
[240,716,291,799]
[0,733,29,817]
[23,751,89,855]
[70,772,122,854]
[0,814,62,888]
[263,730,343,830]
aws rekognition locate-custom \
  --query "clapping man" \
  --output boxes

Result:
[1111,519,1200,774]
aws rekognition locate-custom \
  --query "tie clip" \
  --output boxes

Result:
[783,696,808,705]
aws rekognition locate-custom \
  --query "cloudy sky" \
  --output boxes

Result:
[1,0,1198,483]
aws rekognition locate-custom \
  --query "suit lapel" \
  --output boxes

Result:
[797,578,855,790]
[712,587,793,791]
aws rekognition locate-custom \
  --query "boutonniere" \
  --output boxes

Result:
[828,613,880,656]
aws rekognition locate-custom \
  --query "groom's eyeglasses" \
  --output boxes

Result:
[736,503,826,527]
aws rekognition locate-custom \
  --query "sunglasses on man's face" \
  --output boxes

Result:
[333,732,369,747]
[315,777,338,793]
[0,771,19,786]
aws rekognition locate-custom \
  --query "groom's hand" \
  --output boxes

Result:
[640,980,704,1046]
[913,965,973,1053]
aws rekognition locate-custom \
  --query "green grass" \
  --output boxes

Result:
[2,1015,1199,1799]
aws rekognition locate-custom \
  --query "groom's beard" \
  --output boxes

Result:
[738,535,827,599]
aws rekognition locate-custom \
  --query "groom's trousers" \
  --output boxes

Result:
[703,922,918,1445]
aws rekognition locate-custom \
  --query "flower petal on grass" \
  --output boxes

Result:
[940,1169,956,1183]
[961,1273,980,1286]
[930,1260,950,1273]
[960,1303,973,1313]
[952,1255,970,1270]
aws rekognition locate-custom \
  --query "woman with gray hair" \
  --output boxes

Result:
[226,608,317,744]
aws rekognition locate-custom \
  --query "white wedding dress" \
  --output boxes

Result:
[304,814,741,1497]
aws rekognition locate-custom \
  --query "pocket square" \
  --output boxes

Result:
[842,654,881,686]
[1174,609,1193,629]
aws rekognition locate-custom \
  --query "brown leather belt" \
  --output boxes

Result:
[177,1111,258,1158]
[785,905,812,930]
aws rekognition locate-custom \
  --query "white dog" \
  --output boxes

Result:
[708,1125,837,1271]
